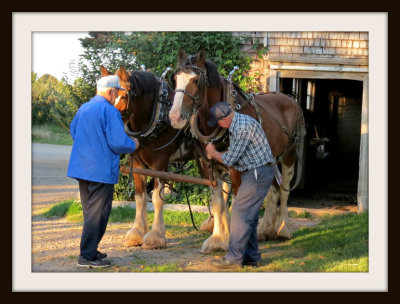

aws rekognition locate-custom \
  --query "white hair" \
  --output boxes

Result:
[97,87,111,96]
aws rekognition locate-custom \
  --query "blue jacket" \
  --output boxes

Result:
[67,95,136,184]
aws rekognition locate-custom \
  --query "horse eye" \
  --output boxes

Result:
[193,79,199,84]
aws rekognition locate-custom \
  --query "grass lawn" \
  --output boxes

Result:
[32,123,73,145]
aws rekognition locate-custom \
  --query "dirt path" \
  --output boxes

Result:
[31,143,358,273]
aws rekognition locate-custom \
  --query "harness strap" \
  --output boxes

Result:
[175,89,200,103]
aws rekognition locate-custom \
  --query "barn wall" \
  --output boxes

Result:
[232,31,369,91]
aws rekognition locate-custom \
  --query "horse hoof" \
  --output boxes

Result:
[277,225,293,239]
[123,239,143,247]
[199,248,211,254]
[201,235,228,253]
[123,228,145,247]
[142,232,167,250]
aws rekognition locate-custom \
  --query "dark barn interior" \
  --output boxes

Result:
[280,78,363,197]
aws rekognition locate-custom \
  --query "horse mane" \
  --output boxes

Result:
[128,70,159,98]
[204,60,221,89]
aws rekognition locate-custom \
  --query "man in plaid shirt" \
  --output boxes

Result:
[206,101,275,268]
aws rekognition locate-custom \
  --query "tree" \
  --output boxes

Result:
[31,73,81,129]
[32,74,68,125]
[77,32,261,92]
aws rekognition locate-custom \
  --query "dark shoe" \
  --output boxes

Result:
[243,260,262,267]
[96,250,107,259]
[77,255,111,269]
[212,257,242,269]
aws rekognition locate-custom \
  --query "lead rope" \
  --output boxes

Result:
[178,143,199,231]
[127,154,134,198]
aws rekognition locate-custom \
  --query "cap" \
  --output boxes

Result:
[207,102,232,127]
[96,75,126,90]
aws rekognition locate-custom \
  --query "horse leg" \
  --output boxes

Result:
[123,172,148,247]
[199,214,214,233]
[200,180,230,253]
[257,184,280,241]
[142,178,167,249]
[200,181,230,233]
[276,161,295,239]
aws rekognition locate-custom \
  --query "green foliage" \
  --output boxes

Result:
[32,32,266,131]
[113,159,215,206]
[164,161,213,206]
[113,154,134,201]
[78,32,137,86]
[78,32,259,92]
[32,73,73,126]
[31,73,88,131]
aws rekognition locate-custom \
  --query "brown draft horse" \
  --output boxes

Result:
[101,66,192,250]
[169,50,306,253]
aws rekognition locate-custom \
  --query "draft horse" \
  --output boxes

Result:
[169,50,306,253]
[101,65,191,250]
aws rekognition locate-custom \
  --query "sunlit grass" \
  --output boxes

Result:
[38,200,210,226]
[32,123,72,145]
[262,212,369,272]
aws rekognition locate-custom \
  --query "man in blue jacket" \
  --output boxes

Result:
[68,75,138,268]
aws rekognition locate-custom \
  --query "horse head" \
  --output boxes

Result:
[100,65,129,112]
[169,49,209,129]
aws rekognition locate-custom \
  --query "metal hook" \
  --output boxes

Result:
[228,66,239,81]
[160,67,172,80]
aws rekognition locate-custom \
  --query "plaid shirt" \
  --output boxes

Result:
[222,112,274,172]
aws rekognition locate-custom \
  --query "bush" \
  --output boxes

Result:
[114,154,134,201]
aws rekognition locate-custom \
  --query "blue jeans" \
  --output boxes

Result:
[78,180,114,260]
[225,165,274,264]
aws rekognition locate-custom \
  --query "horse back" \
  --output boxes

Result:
[239,92,301,157]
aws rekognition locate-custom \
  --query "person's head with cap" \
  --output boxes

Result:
[208,101,234,128]
[96,75,126,104]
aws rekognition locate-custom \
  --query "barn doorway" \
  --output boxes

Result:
[280,78,363,196]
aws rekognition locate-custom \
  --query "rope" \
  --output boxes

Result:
[127,154,134,199]
[178,143,200,231]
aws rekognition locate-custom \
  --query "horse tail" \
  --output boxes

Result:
[289,105,307,191]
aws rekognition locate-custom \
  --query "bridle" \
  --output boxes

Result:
[174,62,209,120]
[123,73,178,149]
[174,88,200,105]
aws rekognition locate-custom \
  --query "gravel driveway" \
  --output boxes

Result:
[32,143,79,214]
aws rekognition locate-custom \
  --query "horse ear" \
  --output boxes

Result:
[116,66,128,82]
[177,48,186,65]
[100,65,111,76]
[198,49,207,65]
